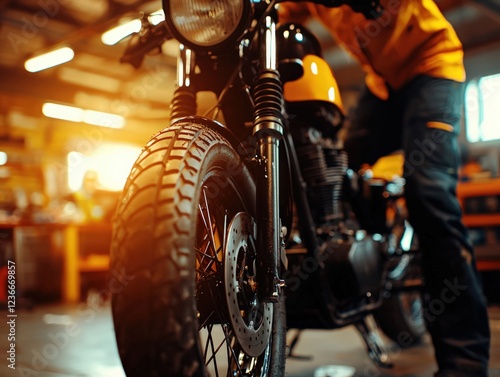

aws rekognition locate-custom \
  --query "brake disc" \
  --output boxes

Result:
[224,212,273,357]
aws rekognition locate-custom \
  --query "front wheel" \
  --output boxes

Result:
[111,122,286,376]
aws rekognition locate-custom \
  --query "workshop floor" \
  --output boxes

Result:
[1,298,499,377]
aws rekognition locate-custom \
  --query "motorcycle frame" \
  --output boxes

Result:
[169,6,419,330]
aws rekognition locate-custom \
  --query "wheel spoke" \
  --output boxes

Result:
[199,309,215,329]
[195,241,218,275]
[200,186,220,257]
[203,321,246,376]
[197,187,224,276]
[205,325,221,377]
[222,325,245,377]
[194,177,272,376]
[202,274,246,375]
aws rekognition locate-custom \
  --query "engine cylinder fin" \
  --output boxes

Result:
[297,141,348,227]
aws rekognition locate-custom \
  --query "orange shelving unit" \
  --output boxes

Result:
[457,178,500,271]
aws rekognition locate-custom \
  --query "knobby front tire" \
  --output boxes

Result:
[111,121,285,377]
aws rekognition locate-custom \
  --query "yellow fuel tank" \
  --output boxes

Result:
[284,54,345,115]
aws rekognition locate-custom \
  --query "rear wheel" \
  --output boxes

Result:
[375,253,426,348]
[111,122,285,376]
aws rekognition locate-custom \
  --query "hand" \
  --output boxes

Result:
[312,0,384,19]
[345,0,384,19]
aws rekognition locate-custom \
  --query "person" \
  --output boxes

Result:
[279,1,491,376]
[73,170,104,223]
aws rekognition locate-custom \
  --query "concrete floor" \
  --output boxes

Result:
[1,299,499,377]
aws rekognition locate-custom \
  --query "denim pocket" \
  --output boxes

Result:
[404,122,462,179]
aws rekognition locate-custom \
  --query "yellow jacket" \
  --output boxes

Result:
[279,0,465,99]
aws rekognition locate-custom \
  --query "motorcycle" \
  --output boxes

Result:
[110,0,426,376]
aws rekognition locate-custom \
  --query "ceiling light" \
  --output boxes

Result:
[83,109,125,129]
[0,151,7,165]
[42,102,84,123]
[101,19,142,45]
[148,9,165,25]
[42,102,125,129]
[25,47,75,72]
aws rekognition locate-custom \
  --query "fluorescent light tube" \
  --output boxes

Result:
[84,109,125,129]
[42,103,84,123]
[101,19,142,45]
[42,102,125,129]
[0,151,7,165]
[25,47,74,72]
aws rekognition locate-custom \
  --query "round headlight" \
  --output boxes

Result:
[164,0,250,50]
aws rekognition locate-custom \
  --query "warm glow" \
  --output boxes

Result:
[59,67,121,93]
[83,109,125,129]
[42,103,84,123]
[25,47,74,72]
[101,19,142,45]
[42,102,125,129]
[68,144,141,192]
[0,151,7,165]
[101,9,164,46]
[148,9,165,25]
[96,145,140,191]
[67,151,86,192]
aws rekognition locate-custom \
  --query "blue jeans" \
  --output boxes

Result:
[344,75,491,376]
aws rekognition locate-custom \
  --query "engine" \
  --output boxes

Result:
[285,108,386,328]
[286,99,347,231]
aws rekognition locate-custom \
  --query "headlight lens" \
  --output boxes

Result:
[166,0,245,47]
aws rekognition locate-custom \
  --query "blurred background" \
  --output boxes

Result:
[0,0,499,376]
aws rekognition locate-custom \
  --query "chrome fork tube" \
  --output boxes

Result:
[177,44,194,87]
[253,15,285,301]
[170,44,196,121]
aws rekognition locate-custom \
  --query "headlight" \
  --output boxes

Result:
[163,0,252,51]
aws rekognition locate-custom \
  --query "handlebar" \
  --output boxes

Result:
[120,20,171,68]
[120,0,383,68]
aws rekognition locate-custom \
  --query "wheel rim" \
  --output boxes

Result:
[195,179,271,376]
[400,291,425,330]
[392,255,426,335]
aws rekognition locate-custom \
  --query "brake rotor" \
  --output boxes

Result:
[224,212,273,357]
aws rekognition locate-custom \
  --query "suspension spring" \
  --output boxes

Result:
[170,86,196,122]
[253,70,283,132]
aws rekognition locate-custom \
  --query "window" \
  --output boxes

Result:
[465,73,500,143]
[67,143,141,192]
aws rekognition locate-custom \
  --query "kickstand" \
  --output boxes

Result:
[355,314,393,368]
[286,329,312,360]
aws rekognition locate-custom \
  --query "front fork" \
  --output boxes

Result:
[253,15,285,302]
[171,44,196,121]
[172,16,285,302]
